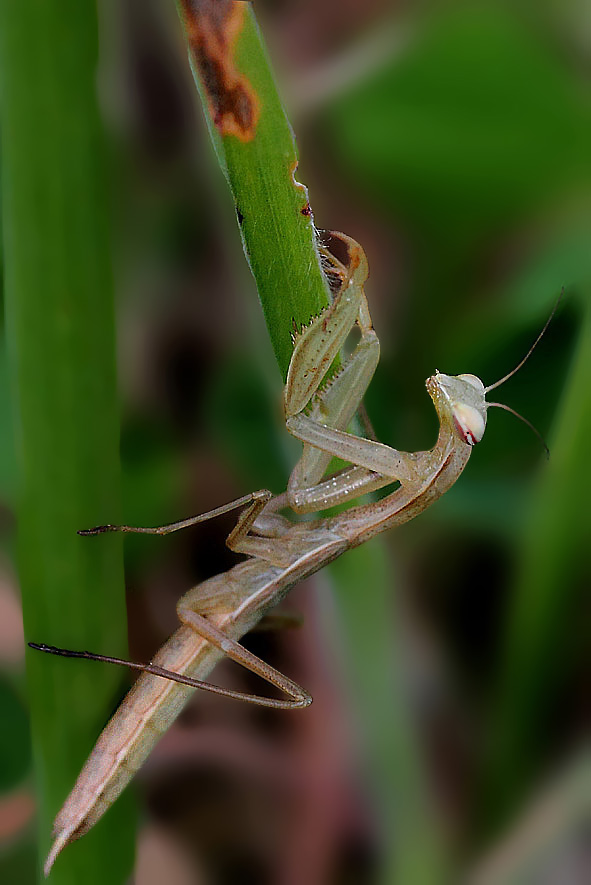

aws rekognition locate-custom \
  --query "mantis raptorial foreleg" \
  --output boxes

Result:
[286,236,385,510]
[285,233,424,513]
[287,329,386,503]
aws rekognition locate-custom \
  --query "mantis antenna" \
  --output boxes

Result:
[481,290,563,456]
[486,402,550,458]
[484,290,563,394]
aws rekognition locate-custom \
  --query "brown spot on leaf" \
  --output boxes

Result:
[300,202,312,217]
[180,0,260,141]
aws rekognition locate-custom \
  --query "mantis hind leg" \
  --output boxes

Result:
[30,619,312,710]
[176,607,312,709]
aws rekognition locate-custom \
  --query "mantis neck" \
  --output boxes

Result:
[329,421,472,547]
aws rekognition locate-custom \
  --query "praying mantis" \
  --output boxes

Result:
[30,232,555,877]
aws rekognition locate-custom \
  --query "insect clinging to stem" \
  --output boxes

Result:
[30,231,558,876]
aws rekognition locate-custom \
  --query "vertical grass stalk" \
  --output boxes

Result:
[0,1,135,881]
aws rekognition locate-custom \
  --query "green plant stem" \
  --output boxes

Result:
[0,1,135,882]
[177,3,444,881]
[179,1,331,374]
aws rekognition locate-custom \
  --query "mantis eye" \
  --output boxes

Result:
[456,373,484,391]
[453,403,485,445]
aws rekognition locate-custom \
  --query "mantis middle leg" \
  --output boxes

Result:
[72,489,311,707]
[171,492,313,709]
[80,488,294,568]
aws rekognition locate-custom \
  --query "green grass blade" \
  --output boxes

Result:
[0,1,135,881]
[177,1,331,375]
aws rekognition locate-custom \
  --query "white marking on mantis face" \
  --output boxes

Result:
[428,372,487,446]
[452,402,485,445]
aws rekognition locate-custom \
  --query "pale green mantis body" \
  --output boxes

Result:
[31,233,554,876]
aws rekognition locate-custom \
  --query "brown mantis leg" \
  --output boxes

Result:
[288,415,420,484]
[288,464,395,512]
[80,488,294,568]
[70,491,307,705]
[39,492,307,708]
[31,635,311,709]
[224,490,295,568]
[154,500,311,707]
[173,606,311,709]
[78,489,273,537]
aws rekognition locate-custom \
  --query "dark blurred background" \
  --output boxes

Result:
[1,1,589,882]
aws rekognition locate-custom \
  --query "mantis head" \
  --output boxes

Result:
[427,372,487,446]
[426,293,561,453]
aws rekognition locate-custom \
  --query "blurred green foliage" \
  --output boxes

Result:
[0,676,30,792]
[325,6,587,236]
[0,1,588,882]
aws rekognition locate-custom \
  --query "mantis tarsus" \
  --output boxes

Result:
[30,232,556,876]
